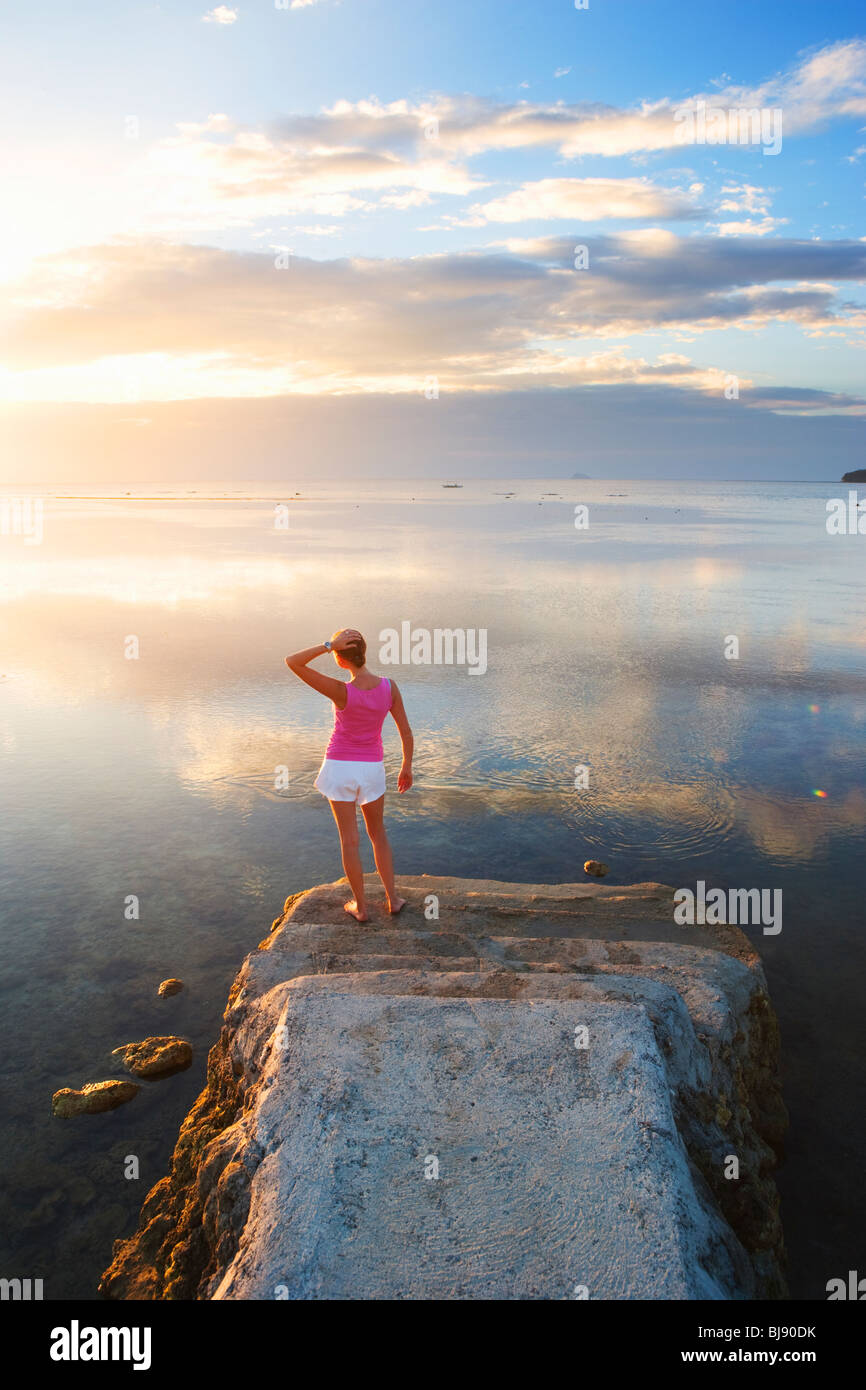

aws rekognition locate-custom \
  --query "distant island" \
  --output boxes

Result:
[841,470,866,483]
[571,472,590,479]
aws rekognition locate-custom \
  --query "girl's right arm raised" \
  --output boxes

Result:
[285,643,346,705]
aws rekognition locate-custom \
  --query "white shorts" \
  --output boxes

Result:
[314,758,386,805]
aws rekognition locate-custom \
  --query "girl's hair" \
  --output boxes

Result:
[337,631,366,668]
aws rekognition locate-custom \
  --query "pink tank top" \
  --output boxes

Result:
[326,677,392,761]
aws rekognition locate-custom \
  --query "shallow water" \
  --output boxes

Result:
[0,478,863,1298]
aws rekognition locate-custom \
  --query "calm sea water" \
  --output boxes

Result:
[0,478,863,1299]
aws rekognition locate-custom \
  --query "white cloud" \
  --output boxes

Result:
[2,233,864,401]
[713,218,780,237]
[134,99,483,229]
[709,183,787,236]
[472,176,705,224]
[96,40,866,239]
[202,6,238,24]
[423,39,866,159]
[717,183,773,214]
[290,224,341,236]
[176,113,234,135]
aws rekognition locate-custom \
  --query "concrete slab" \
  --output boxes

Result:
[212,992,756,1300]
[99,876,787,1303]
[272,876,758,966]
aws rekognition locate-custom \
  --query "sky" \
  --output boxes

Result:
[0,0,865,481]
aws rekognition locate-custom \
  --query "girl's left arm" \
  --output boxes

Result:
[388,680,414,792]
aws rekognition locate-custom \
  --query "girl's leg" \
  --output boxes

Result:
[360,794,406,914]
[328,799,368,922]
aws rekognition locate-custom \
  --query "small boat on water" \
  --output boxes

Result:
[442,482,463,488]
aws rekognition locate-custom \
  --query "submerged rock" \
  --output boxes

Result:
[584,859,610,877]
[52,1080,140,1117]
[112,1037,193,1078]
[100,874,788,1301]
[158,979,185,997]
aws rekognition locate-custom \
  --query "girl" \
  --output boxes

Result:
[286,628,413,922]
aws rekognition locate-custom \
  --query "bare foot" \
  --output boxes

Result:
[344,900,368,922]
[387,896,407,915]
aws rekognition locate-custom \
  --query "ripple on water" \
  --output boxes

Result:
[208,765,739,864]
[581,774,738,859]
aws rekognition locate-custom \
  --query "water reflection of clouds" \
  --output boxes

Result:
[153,659,862,867]
[0,555,305,604]
[169,698,862,865]
[0,496,849,609]
[2,494,863,875]
[734,786,866,861]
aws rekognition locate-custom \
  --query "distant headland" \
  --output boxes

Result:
[841,470,866,483]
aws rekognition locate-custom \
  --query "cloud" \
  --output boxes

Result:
[137,100,483,228]
[712,217,785,237]
[426,39,866,157]
[120,40,866,236]
[470,177,705,224]
[717,183,774,215]
[202,6,238,23]
[1,233,865,401]
[3,384,863,485]
[286,224,342,236]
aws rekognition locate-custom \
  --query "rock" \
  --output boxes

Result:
[52,1080,140,1117]
[99,874,788,1301]
[158,979,184,997]
[221,993,755,1299]
[841,470,866,482]
[111,1037,193,1078]
[584,859,610,877]
[68,1176,98,1207]
[21,1188,65,1228]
